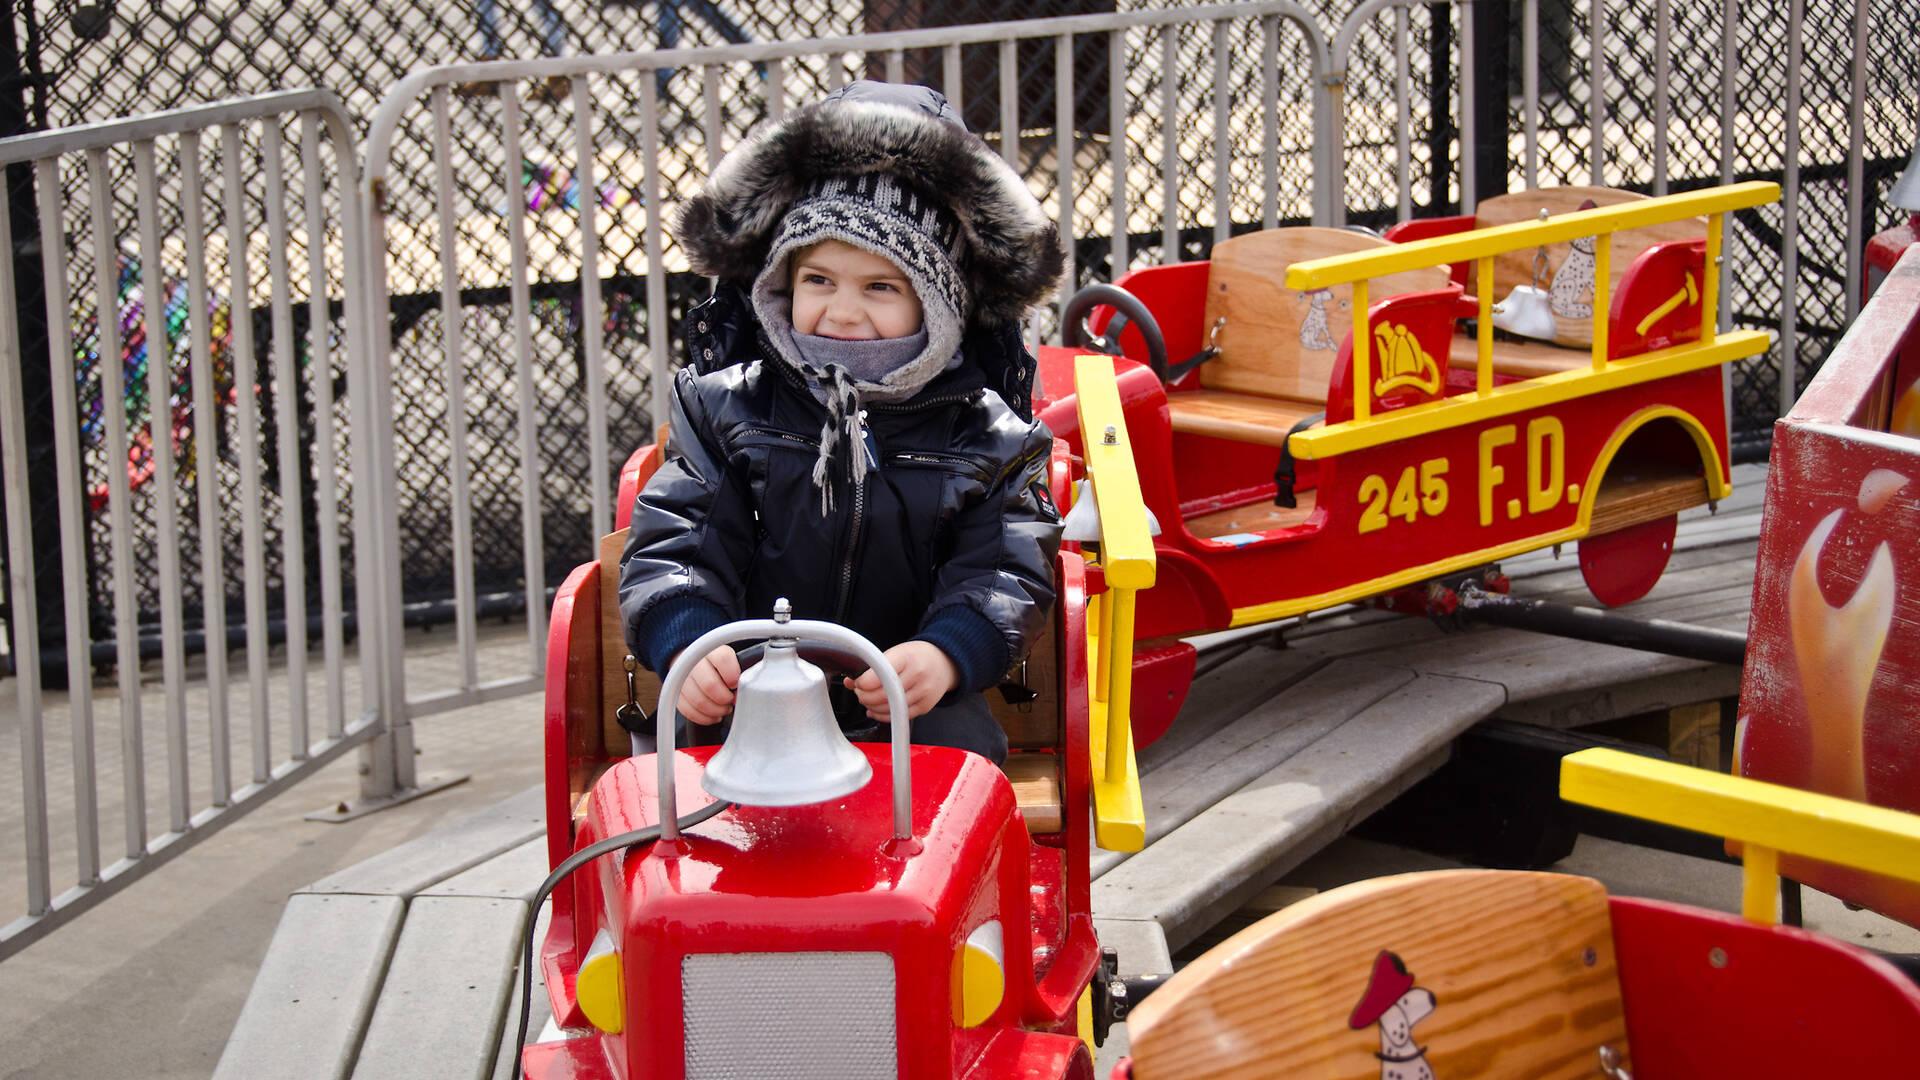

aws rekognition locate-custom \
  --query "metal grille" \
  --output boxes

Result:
[0,91,374,960]
[682,951,895,1079]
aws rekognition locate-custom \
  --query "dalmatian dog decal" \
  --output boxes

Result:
[1349,950,1438,1080]
[1548,199,1602,320]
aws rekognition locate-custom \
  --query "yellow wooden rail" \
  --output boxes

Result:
[1073,355,1154,851]
[1288,331,1767,459]
[1282,181,1780,448]
[1285,182,1780,292]
[1560,748,1920,923]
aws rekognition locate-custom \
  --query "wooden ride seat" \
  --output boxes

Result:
[1169,228,1452,446]
[581,527,1064,837]
[1126,866,1920,1079]
[1429,186,1709,379]
[1126,870,1631,1080]
[1168,229,1450,540]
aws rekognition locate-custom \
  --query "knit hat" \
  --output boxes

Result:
[749,172,969,408]
[674,80,1065,513]
[746,160,978,516]
[675,80,1063,332]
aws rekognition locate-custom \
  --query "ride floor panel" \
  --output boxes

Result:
[216,462,1767,1080]
[1090,461,1763,967]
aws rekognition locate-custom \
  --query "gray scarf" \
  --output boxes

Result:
[787,328,964,515]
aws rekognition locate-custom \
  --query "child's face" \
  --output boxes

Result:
[790,240,924,341]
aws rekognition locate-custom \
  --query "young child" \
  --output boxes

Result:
[618,80,1066,764]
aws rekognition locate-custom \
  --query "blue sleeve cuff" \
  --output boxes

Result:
[914,605,1012,697]
[636,595,732,676]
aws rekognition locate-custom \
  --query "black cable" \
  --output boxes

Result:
[509,798,733,1080]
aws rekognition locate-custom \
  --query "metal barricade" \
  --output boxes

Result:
[357,4,1333,723]
[0,90,381,959]
[1329,0,1902,440]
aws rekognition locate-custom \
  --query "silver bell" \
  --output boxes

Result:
[700,638,872,806]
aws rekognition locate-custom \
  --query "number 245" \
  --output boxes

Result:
[1358,459,1449,534]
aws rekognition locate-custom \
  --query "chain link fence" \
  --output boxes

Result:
[6,0,1916,659]
[1512,0,1917,454]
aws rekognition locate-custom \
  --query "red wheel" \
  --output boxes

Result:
[1578,514,1676,606]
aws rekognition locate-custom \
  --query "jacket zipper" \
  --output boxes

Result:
[889,450,975,468]
[741,426,818,448]
[833,411,868,624]
[869,390,980,415]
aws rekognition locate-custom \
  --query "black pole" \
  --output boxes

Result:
[1426,2,1453,214]
[0,1,70,683]
[1470,0,1511,207]
[1456,584,1748,666]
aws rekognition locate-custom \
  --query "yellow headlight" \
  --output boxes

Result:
[952,920,1005,1028]
[577,929,625,1034]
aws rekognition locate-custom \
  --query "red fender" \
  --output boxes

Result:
[1134,545,1231,642]
[1128,641,1196,748]
[961,1029,1094,1080]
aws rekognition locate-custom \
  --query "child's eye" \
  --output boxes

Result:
[800,272,832,287]
[868,281,900,294]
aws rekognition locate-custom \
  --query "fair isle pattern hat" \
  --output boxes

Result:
[750,172,970,405]
[675,82,1062,331]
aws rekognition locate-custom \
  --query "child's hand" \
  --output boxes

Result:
[844,641,957,723]
[674,644,740,726]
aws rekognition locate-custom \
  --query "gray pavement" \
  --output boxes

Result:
[0,631,544,1080]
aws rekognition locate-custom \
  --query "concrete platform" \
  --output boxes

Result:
[20,460,1895,1080]
[191,468,1782,1079]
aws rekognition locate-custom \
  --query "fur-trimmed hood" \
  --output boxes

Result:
[674,81,1064,329]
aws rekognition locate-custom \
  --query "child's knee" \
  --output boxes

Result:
[906,694,1006,765]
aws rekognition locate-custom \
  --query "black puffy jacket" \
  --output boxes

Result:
[618,295,1061,692]
[620,80,1066,690]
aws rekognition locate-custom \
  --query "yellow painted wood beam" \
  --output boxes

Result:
[1561,748,1920,922]
[1289,331,1768,460]
[1284,182,1780,292]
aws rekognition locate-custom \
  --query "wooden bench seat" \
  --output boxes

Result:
[1447,334,1592,380]
[1002,753,1063,833]
[1167,390,1321,446]
[1163,228,1450,449]
[1184,490,1319,540]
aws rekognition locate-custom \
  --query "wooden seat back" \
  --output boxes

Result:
[1200,228,1449,404]
[596,527,653,758]
[1471,185,1706,350]
[1126,870,1629,1080]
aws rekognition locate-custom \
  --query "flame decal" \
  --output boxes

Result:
[1892,384,1920,439]
[1787,509,1896,800]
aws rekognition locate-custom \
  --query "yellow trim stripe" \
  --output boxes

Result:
[1225,404,1729,627]
[1287,331,1767,460]
[1561,748,1920,922]
[1285,182,1781,291]
[1075,355,1156,589]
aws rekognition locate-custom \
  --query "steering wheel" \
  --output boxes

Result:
[731,640,868,678]
[653,608,914,840]
[1061,283,1170,384]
